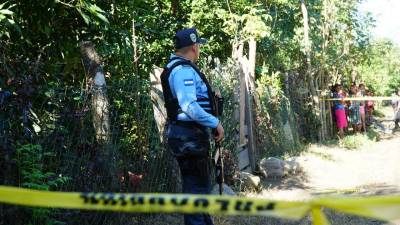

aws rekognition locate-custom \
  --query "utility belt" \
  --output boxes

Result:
[167,123,211,177]
[169,120,206,130]
[167,120,210,140]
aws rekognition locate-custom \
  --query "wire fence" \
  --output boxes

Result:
[0,57,310,224]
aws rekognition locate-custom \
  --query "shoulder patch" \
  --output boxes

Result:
[183,79,194,86]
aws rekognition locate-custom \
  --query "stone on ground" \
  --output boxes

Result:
[259,157,285,178]
[239,171,261,190]
[283,158,301,175]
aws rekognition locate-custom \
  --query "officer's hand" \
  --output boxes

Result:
[215,122,224,143]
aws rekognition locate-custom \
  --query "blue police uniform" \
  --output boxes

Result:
[167,54,219,129]
[166,54,216,225]
[164,28,217,225]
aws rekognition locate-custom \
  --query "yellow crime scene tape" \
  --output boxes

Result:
[1,186,400,225]
[322,96,400,101]
[0,186,309,219]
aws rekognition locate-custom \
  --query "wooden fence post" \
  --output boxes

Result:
[235,38,258,172]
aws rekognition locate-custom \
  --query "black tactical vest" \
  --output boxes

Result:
[160,57,216,122]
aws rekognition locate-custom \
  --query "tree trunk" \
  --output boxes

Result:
[171,0,180,16]
[80,41,110,143]
[80,41,117,190]
[318,0,336,140]
[300,0,323,140]
[300,0,316,95]
[132,17,139,74]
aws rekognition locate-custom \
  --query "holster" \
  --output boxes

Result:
[167,136,211,177]
[167,137,209,158]
[177,156,210,177]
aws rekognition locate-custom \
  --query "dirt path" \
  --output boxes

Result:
[257,133,400,200]
[258,106,400,200]
[148,107,400,225]
[218,107,400,225]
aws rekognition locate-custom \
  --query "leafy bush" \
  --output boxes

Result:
[256,70,302,157]
[16,144,71,190]
[14,144,71,225]
[372,109,385,118]
[341,130,379,149]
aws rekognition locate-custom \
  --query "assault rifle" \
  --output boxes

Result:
[213,92,224,195]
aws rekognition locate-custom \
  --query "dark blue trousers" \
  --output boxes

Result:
[167,123,214,225]
[182,174,214,225]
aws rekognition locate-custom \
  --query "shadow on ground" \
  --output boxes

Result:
[260,171,310,192]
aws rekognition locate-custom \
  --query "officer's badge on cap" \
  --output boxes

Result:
[190,33,197,43]
[173,28,207,49]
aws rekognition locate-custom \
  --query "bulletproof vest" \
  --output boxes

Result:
[160,57,216,122]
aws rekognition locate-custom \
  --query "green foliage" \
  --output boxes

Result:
[306,0,374,87]
[0,2,19,38]
[0,0,395,223]
[357,39,400,95]
[14,144,71,225]
[256,70,302,156]
[205,58,240,154]
[188,0,270,60]
[16,144,70,190]
[73,0,109,24]
[341,132,378,149]
[372,108,385,118]
[366,128,380,142]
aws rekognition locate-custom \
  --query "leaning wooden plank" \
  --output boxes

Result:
[150,66,167,142]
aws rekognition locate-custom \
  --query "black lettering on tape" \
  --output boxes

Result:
[171,197,189,206]
[256,202,276,211]
[119,195,127,206]
[194,198,209,208]
[234,201,253,212]
[90,194,99,204]
[130,196,145,205]
[266,203,275,210]
[149,196,165,205]
[101,193,117,205]
[80,193,100,205]
[80,193,90,203]
[216,199,230,211]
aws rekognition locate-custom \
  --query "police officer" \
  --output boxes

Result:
[161,28,224,225]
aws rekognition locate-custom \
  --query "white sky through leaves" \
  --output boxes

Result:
[359,0,400,45]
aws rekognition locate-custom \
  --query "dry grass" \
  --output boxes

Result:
[135,212,397,225]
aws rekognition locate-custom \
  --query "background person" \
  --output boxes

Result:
[333,84,347,139]
[349,83,362,133]
[366,89,375,125]
[392,90,400,129]
[359,83,367,132]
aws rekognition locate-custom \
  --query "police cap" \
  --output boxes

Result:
[173,28,207,50]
